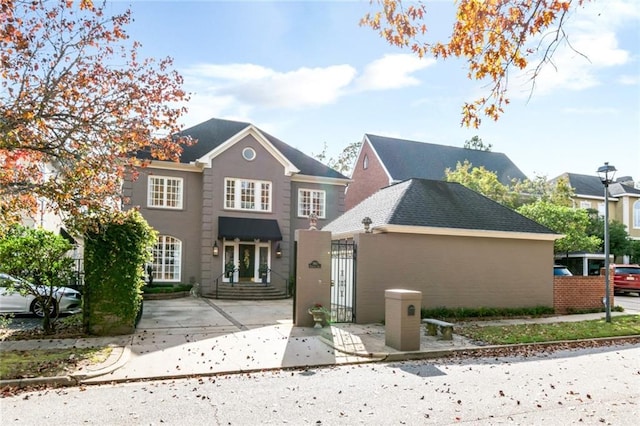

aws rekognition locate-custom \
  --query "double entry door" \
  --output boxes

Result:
[223,241,271,283]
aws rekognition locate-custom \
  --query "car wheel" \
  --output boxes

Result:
[31,298,57,318]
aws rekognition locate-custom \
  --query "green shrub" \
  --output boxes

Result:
[83,210,157,336]
[143,284,192,294]
[420,305,555,321]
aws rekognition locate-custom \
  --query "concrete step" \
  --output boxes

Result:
[205,283,289,300]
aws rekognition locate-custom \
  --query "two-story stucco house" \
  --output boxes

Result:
[552,172,640,271]
[345,134,528,210]
[123,117,349,297]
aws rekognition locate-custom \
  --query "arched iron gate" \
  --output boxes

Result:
[330,239,356,322]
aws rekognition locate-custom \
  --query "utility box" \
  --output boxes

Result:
[385,289,422,351]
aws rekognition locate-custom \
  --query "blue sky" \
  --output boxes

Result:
[110,0,639,180]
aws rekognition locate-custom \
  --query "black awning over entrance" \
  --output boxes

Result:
[218,216,283,242]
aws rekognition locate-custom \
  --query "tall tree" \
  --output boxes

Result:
[312,141,362,175]
[517,201,601,255]
[361,0,588,127]
[511,175,574,207]
[445,160,512,205]
[463,135,492,151]
[585,212,632,258]
[1,0,190,231]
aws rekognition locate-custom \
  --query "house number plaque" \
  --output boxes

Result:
[308,260,321,269]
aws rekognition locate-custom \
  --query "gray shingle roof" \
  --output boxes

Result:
[366,134,527,185]
[560,173,640,198]
[139,117,348,180]
[323,178,557,236]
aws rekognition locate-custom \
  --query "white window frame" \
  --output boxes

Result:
[597,202,605,217]
[634,200,640,229]
[579,200,591,210]
[147,176,183,209]
[224,178,272,212]
[298,188,326,218]
[152,235,182,282]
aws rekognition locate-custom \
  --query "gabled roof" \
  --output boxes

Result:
[365,134,527,185]
[558,173,640,198]
[139,117,348,180]
[324,178,557,239]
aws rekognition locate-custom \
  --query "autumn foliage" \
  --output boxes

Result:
[361,0,587,127]
[1,0,190,231]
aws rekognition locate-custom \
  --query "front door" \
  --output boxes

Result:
[238,244,255,282]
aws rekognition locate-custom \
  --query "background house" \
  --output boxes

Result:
[553,173,639,269]
[345,134,527,210]
[324,178,560,323]
[124,117,349,297]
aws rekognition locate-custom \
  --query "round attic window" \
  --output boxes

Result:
[242,147,256,161]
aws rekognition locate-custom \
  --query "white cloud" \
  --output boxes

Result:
[184,63,275,81]
[180,54,433,115]
[220,65,357,108]
[618,74,639,85]
[354,54,435,91]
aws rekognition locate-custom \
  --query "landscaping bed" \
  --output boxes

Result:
[142,284,192,300]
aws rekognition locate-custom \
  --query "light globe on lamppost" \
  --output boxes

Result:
[597,162,617,323]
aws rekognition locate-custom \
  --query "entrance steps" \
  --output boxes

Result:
[205,283,289,300]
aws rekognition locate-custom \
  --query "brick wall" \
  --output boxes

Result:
[553,275,614,314]
[345,141,391,210]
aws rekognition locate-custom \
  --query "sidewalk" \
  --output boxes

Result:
[0,297,632,388]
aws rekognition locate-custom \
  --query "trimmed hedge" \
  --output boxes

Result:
[420,305,555,321]
[83,210,157,336]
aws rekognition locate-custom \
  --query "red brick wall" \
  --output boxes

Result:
[345,140,391,210]
[553,275,614,314]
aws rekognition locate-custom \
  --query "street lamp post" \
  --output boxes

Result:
[597,162,617,323]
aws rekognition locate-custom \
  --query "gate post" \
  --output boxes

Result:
[294,229,332,327]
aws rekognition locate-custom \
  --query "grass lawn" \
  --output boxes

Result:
[458,314,640,345]
[0,347,112,380]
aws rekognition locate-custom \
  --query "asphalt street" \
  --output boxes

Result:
[2,341,639,425]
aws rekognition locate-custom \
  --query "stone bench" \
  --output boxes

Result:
[422,318,454,340]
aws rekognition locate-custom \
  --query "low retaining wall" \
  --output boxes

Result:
[553,275,613,314]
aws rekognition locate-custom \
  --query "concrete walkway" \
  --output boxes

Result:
[0,297,633,388]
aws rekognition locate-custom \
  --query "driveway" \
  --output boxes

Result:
[137,296,294,332]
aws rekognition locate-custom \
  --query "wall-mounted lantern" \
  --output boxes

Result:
[362,217,372,233]
[275,243,282,258]
[212,240,219,257]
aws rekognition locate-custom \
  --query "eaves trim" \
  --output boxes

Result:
[144,160,203,173]
[328,225,561,241]
[291,174,352,186]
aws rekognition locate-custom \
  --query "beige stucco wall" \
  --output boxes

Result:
[294,230,332,327]
[352,232,554,324]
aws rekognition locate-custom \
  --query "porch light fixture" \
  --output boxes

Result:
[597,162,616,323]
[362,217,372,233]
[275,243,282,258]
[212,240,219,257]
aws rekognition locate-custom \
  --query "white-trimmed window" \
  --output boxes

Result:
[597,202,605,217]
[579,200,591,209]
[298,189,326,218]
[634,200,640,229]
[148,176,183,209]
[225,178,271,212]
[151,235,182,282]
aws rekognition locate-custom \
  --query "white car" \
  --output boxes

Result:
[0,273,82,317]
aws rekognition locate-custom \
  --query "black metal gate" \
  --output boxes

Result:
[330,239,356,322]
